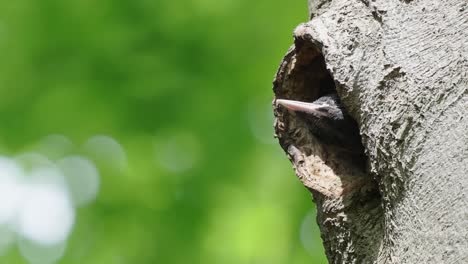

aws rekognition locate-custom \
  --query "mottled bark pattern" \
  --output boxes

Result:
[273,0,468,263]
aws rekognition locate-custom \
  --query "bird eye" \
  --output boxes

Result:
[317,107,328,113]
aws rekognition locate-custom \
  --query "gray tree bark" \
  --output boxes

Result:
[273,0,467,263]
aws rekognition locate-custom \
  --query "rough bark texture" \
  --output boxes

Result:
[273,0,467,263]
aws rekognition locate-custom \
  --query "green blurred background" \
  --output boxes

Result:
[0,0,326,263]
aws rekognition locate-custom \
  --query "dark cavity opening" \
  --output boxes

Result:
[274,36,368,171]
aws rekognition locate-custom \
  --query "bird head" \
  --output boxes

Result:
[276,94,344,120]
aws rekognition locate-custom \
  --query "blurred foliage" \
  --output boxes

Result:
[0,0,327,263]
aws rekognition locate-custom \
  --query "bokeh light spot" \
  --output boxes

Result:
[15,153,55,172]
[27,166,67,187]
[155,132,202,173]
[18,238,67,264]
[0,148,101,262]
[0,157,25,225]
[16,183,75,246]
[83,135,127,172]
[58,156,100,206]
[37,134,74,160]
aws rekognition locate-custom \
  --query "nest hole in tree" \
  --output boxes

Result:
[274,37,373,197]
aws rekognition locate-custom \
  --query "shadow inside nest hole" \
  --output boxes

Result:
[274,40,369,174]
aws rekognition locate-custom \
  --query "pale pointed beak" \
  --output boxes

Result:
[276,99,324,115]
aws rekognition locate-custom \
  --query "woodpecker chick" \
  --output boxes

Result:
[276,94,364,154]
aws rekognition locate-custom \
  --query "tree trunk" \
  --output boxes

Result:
[273,0,467,263]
